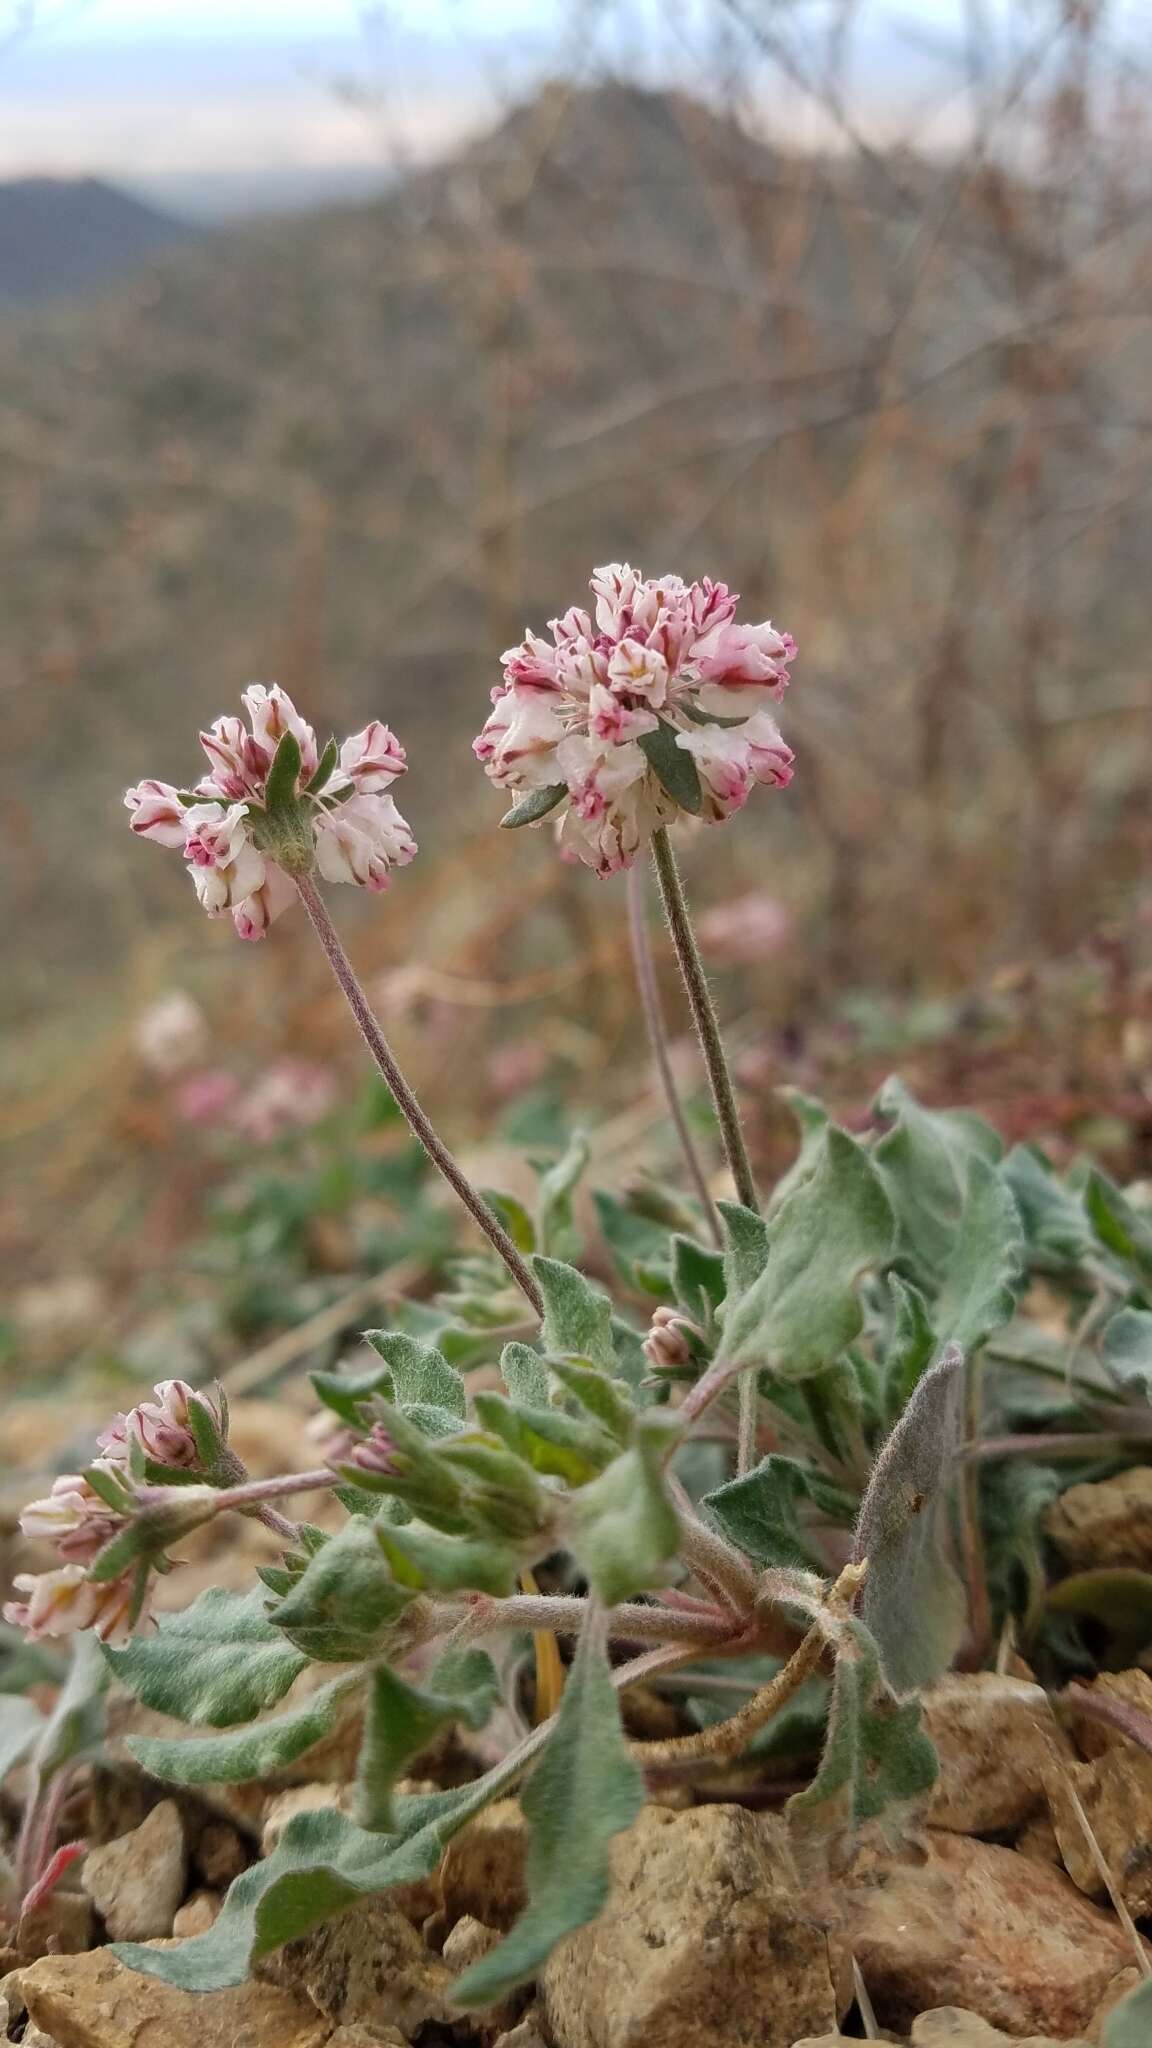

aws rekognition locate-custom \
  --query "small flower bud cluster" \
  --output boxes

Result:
[474,564,795,876]
[3,1380,222,1647]
[126,686,416,940]
[643,1304,702,1373]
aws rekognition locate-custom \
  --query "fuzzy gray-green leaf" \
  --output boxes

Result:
[534,1255,616,1373]
[725,1129,895,1381]
[1103,1308,1152,1401]
[127,1676,356,1786]
[788,1616,937,1860]
[569,1411,681,1605]
[104,1589,307,1727]
[933,1156,1025,1355]
[354,1647,499,1831]
[451,1604,644,2006]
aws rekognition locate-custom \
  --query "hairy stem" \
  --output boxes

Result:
[650,828,760,1471]
[197,1468,337,1513]
[296,874,542,1316]
[670,1478,760,1614]
[438,1592,737,1648]
[626,864,722,1243]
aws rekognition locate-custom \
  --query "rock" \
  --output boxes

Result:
[539,1805,840,2048]
[1087,1969,1145,2042]
[439,1798,528,1932]
[21,2027,63,2048]
[442,1915,524,2033]
[910,2009,1090,2045]
[1045,1743,1152,1913]
[848,1832,1141,2038]
[492,2021,550,2048]
[12,1889,94,1960]
[260,1896,453,2036]
[327,2032,409,2047]
[922,1675,1071,1835]
[261,1782,346,1855]
[193,1818,249,1887]
[1045,1467,1152,1570]
[1065,1670,1152,1761]
[82,1798,187,1941]
[9,1948,330,2048]
[172,1889,221,1937]
[1015,1811,1063,1867]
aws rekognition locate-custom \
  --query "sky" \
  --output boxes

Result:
[1,0,1145,218]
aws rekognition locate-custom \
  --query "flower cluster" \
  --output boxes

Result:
[126,686,416,940]
[474,564,795,876]
[3,1380,220,1646]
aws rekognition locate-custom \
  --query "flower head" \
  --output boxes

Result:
[475,565,795,874]
[126,685,416,940]
[3,1565,139,1648]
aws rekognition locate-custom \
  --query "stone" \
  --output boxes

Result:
[442,1915,525,2034]
[1015,1811,1063,1867]
[1044,1467,1152,1570]
[1045,1740,1152,1914]
[21,2028,63,2048]
[12,1890,94,1960]
[848,1832,1141,2038]
[260,1895,453,2037]
[193,1818,249,1887]
[81,1797,187,1941]
[910,2010,1090,2045]
[1065,1670,1152,1761]
[9,1948,330,2048]
[492,2021,550,2048]
[922,1675,1071,1835]
[172,1889,221,1937]
[439,1798,528,1932]
[327,2032,409,2048]
[1087,1969,1145,2042]
[539,1805,840,2048]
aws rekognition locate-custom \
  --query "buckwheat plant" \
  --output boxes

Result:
[17,577,1074,2010]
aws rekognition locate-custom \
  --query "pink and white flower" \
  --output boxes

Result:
[2,1565,141,1647]
[474,564,795,874]
[126,684,417,939]
[98,1379,221,1471]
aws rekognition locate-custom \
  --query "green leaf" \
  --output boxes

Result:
[483,1190,537,1256]
[704,1456,833,1573]
[263,729,303,813]
[271,1518,414,1662]
[933,1156,1025,1355]
[535,1135,590,1259]
[113,1772,517,1991]
[873,1077,1002,1289]
[687,1659,829,1761]
[534,1256,616,1373]
[1085,1169,1152,1282]
[500,1340,550,1408]
[305,736,339,794]
[788,1617,938,1856]
[105,1590,307,1727]
[362,1332,467,1420]
[637,716,702,814]
[473,1391,617,1485]
[0,1694,45,1782]
[881,1274,935,1420]
[1103,1309,1152,1399]
[1103,1972,1152,2047]
[725,1129,896,1382]
[548,1356,635,1441]
[982,1460,1062,1642]
[451,1605,644,2006]
[376,1519,520,1597]
[1002,1144,1094,1273]
[767,1090,831,1216]
[593,1190,671,1290]
[718,1199,770,1300]
[127,1676,356,1787]
[672,1234,725,1332]
[501,782,567,828]
[32,1632,108,1783]
[1048,1569,1152,1668]
[853,1345,968,1694]
[354,1648,499,1832]
[569,1412,681,1606]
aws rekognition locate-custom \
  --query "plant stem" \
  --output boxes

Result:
[202,1468,337,1513]
[649,828,759,1213]
[296,875,542,1317]
[669,1478,760,1614]
[626,864,722,1244]
[650,827,760,1473]
[440,1592,736,1648]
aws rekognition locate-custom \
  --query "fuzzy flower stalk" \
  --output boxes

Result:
[125,682,542,1312]
[475,563,794,876]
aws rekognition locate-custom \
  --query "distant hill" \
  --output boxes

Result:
[0,177,194,305]
[0,86,1145,1004]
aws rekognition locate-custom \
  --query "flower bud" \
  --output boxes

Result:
[643,1305,700,1373]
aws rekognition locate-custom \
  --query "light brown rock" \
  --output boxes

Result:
[540,1804,839,2048]
[1087,1969,1145,2043]
[440,1798,528,1932]
[1044,1467,1152,1569]
[21,2027,63,2048]
[1015,1812,1062,1867]
[82,1799,187,1941]
[1066,1671,1152,1760]
[11,1947,330,2048]
[922,1675,1071,1834]
[261,1895,453,2036]
[492,2017,549,2048]
[172,1889,221,1937]
[910,2009,1090,2045]
[11,1889,94,1960]
[1044,1693,1152,1914]
[326,2031,409,2047]
[193,1819,249,1887]
[848,1832,1141,2038]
